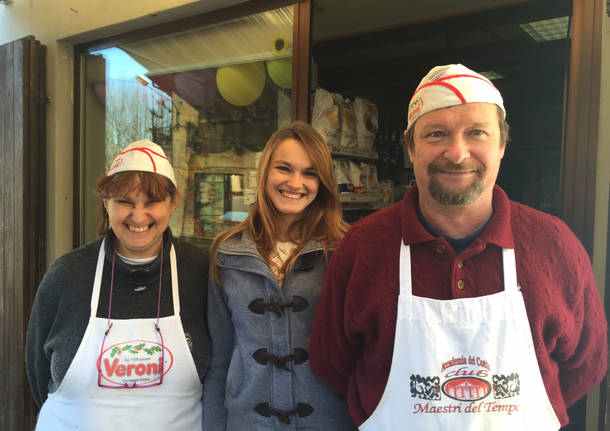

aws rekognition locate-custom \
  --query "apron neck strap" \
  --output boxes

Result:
[90,239,107,314]
[90,239,181,319]
[169,245,180,314]
[399,241,413,297]
[502,248,518,292]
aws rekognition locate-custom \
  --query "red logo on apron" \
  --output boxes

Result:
[97,339,173,387]
[442,377,491,401]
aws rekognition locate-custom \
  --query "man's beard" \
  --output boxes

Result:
[428,161,485,205]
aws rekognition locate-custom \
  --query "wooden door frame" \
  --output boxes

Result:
[292,0,311,122]
[562,0,602,256]
[562,0,606,429]
[0,35,47,431]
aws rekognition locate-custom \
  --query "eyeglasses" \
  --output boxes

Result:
[96,243,165,389]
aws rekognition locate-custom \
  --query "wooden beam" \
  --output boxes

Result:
[292,0,311,122]
[0,35,46,431]
[561,0,602,256]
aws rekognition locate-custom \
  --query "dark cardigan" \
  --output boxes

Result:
[25,229,210,407]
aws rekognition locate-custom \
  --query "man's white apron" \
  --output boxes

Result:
[36,241,203,430]
[359,243,560,430]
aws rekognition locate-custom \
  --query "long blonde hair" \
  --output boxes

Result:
[210,121,349,284]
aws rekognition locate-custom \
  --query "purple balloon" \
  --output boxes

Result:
[92,82,106,105]
[174,70,218,107]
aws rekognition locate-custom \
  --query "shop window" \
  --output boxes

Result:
[311,0,571,219]
[79,6,294,247]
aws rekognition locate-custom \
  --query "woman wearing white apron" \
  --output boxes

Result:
[359,243,560,430]
[26,140,209,430]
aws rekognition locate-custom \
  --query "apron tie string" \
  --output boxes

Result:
[105,241,164,331]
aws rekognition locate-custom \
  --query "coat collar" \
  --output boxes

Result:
[218,229,324,270]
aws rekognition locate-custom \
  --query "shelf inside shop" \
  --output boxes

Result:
[342,203,389,211]
[339,192,382,203]
[329,146,379,160]
[374,139,403,148]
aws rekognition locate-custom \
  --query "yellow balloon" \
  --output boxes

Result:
[266,58,292,89]
[216,62,266,106]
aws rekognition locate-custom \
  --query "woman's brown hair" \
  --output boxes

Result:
[210,121,349,284]
[95,171,177,236]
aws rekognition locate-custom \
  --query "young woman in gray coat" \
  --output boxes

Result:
[203,121,356,430]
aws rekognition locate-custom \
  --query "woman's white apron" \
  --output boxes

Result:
[36,241,202,430]
[359,243,560,430]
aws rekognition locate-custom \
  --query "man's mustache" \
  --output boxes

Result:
[428,161,485,175]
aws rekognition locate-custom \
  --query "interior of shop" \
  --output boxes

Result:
[311,0,572,222]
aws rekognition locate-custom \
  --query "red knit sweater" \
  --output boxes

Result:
[310,185,607,427]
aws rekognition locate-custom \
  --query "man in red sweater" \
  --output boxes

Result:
[309,63,607,430]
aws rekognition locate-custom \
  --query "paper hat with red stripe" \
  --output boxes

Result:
[406,64,505,131]
[107,139,177,186]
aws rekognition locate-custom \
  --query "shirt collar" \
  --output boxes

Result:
[401,184,515,249]
[103,228,172,276]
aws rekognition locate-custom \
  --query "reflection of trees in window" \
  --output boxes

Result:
[104,79,172,169]
[151,98,173,154]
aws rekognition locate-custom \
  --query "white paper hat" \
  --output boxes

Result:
[406,64,505,131]
[107,139,177,186]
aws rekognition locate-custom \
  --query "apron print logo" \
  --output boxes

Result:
[493,373,520,399]
[97,339,174,386]
[410,375,441,400]
[408,96,423,121]
[410,355,521,416]
[442,377,490,401]
[439,355,491,401]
